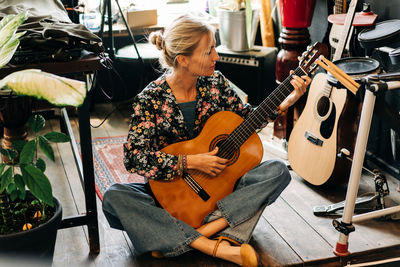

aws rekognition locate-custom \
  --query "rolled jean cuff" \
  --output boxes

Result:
[162,231,202,257]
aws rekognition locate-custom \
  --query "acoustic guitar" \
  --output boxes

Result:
[328,1,377,59]
[328,0,351,59]
[287,0,358,185]
[149,43,325,228]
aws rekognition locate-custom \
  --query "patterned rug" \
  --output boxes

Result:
[91,135,144,200]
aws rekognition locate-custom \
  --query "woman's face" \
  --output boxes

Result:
[186,33,219,76]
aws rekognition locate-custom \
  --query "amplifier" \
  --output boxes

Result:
[215,45,278,105]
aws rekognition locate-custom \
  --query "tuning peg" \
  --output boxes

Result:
[307,45,312,51]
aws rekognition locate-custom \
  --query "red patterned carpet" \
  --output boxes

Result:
[91,135,144,200]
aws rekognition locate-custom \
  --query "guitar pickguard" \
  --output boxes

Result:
[320,103,336,139]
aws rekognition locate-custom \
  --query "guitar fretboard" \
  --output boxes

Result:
[333,0,346,14]
[217,67,307,158]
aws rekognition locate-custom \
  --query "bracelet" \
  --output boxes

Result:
[182,154,188,173]
[176,154,183,176]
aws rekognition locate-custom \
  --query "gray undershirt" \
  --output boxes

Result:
[178,101,196,138]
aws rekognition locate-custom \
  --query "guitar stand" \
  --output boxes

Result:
[313,166,389,216]
[333,75,400,256]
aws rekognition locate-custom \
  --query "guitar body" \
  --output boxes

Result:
[288,73,347,185]
[149,111,263,228]
[148,42,324,228]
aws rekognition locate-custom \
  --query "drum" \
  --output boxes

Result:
[389,47,400,65]
[327,57,381,88]
[358,19,400,49]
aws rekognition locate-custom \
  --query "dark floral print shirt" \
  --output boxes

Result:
[124,71,258,181]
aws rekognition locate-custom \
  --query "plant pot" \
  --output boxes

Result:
[217,7,260,51]
[0,92,33,150]
[0,195,62,261]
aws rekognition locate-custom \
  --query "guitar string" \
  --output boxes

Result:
[220,67,306,153]
[223,71,295,148]
[217,68,304,161]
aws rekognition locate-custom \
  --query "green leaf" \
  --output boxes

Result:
[10,189,19,201]
[0,32,22,69]
[0,12,27,50]
[6,182,16,194]
[19,188,26,200]
[245,0,252,49]
[36,158,46,172]
[0,12,27,69]
[38,136,54,161]
[0,148,18,161]
[28,114,45,133]
[0,167,12,192]
[11,140,27,151]
[44,131,70,143]
[0,14,16,31]
[0,163,5,175]
[0,69,87,107]
[21,164,53,207]
[19,139,37,164]
[14,173,26,193]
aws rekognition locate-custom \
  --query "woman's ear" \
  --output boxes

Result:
[176,54,189,68]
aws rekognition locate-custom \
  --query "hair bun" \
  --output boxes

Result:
[150,31,164,51]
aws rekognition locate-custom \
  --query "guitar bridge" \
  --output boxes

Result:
[305,131,323,146]
[183,173,210,202]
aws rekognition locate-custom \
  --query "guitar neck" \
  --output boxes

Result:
[333,0,346,14]
[226,67,307,147]
[332,0,358,61]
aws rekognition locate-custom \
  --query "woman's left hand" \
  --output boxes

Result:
[279,70,312,111]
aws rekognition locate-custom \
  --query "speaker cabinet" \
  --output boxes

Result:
[215,45,278,105]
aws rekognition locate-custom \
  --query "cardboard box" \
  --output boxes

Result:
[126,8,157,28]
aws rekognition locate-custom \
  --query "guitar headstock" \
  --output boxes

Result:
[298,42,325,76]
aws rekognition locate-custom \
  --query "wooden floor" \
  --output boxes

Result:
[34,102,400,266]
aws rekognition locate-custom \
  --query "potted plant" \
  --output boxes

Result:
[0,12,86,259]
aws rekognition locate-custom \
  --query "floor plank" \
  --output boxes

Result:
[39,102,400,266]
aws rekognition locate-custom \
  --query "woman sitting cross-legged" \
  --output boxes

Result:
[102,14,311,267]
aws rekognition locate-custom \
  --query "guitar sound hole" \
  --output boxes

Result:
[317,96,330,117]
[210,135,239,166]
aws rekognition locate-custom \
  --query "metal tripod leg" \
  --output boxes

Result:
[334,89,377,256]
[333,87,400,256]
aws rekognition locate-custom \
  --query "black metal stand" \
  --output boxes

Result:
[98,0,142,62]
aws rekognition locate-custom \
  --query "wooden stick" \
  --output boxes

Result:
[321,56,359,88]
[315,56,360,95]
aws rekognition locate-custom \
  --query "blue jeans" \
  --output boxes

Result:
[102,159,291,257]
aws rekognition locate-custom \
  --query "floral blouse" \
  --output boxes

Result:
[124,71,256,181]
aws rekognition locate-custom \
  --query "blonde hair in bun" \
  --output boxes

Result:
[149,31,164,51]
[148,14,215,72]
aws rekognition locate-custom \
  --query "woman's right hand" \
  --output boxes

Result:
[187,147,228,177]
